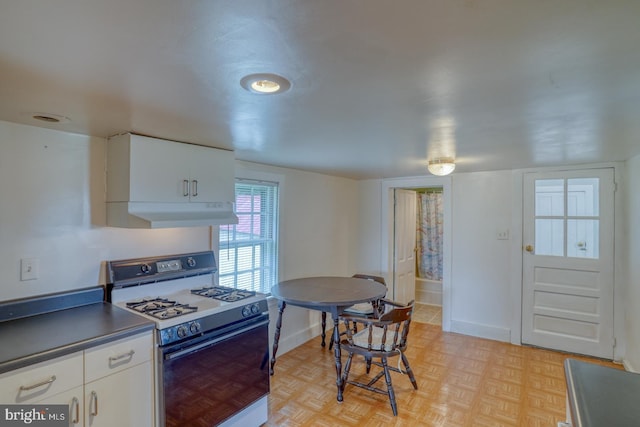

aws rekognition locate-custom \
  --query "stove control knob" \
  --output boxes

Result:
[251,304,260,314]
[186,257,196,268]
[189,322,201,334]
[140,263,151,274]
[242,306,252,317]
[176,325,188,338]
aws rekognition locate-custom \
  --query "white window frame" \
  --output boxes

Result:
[218,174,280,294]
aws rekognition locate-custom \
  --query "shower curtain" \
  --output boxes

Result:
[416,191,443,280]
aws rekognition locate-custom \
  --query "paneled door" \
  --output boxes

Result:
[522,169,615,358]
[393,189,417,304]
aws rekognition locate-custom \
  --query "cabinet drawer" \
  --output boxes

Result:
[84,333,153,383]
[0,352,83,404]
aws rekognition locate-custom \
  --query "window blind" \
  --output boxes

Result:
[219,180,279,293]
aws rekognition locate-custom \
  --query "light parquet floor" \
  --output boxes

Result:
[413,303,442,326]
[265,321,621,427]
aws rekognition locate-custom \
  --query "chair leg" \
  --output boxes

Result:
[381,357,398,416]
[401,353,418,390]
[341,352,354,390]
[329,325,334,350]
[365,356,372,373]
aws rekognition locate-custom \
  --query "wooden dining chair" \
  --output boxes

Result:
[320,274,387,349]
[338,299,418,416]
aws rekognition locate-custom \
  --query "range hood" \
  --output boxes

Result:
[106,202,239,229]
[105,133,238,229]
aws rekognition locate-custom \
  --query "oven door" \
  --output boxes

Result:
[158,314,270,427]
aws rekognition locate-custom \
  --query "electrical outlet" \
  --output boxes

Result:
[496,229,510,240]
[20,258,39,281]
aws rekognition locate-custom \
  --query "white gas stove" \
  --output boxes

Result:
[106,251,269,427]
[107,251,267,344]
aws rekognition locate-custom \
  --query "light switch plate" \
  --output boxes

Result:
[496,229,509,240]
[20,258,39,281]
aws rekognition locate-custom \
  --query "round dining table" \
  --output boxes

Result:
[269,276,387,402]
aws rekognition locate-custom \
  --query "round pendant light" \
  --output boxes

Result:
[428,158,456,176]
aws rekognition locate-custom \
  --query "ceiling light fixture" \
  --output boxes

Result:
[26,112,71,124]
[427,158,456,176]
[240,73,291,95]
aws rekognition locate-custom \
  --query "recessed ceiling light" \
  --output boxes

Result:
[240,73,291,95]
[25,112,71,124]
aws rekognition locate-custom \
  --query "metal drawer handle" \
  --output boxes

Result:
[191,179,198,197]
[90,391,98,416]
[71,396,80,424]
[183,179,190,197]
[19,375,56,391]
[109,349,135,363]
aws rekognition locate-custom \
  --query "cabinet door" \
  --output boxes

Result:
[188,144,235,203]
[34,385,84,427]
[129,135,189,203]
[85,361,153,427]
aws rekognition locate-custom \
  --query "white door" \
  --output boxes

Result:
[393,189,417,304]
[522,168,615,358]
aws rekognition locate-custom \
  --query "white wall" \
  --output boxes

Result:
[0,121,210,301]
[449,171,513,341]
[354,179,383,275]
[624,154,640,371]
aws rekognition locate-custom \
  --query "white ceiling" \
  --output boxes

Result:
[1,0,639,179]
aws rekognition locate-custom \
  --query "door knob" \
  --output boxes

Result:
[525,245,534,253]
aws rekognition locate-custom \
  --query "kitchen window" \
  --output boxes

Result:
[219,179,279,294]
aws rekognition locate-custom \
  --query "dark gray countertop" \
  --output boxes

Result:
[0,288,154,374]
[564,358,640,427]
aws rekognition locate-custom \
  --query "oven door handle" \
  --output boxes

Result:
[165,317,269,361]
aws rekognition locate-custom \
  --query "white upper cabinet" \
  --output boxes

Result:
[107,133,235,204]
[105,133,238,228]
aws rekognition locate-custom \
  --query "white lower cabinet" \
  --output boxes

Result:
[35,386,85,426]
[0,332,153,427]
[84,362,152,427]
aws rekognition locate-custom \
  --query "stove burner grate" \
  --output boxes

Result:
[126,297,176,312]
[191,286,255,302]
[125,297,198,319]
[154,304,198,319]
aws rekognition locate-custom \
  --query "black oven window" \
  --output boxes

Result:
[219,179,279,294]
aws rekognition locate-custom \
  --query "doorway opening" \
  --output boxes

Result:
[414,188,444,325]
[380,176,452,332]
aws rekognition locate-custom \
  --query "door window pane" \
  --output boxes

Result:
[567,219,599,259]
[567,178,599,216]
[533,176,601,259]
[535,219,564,256]
[535,179,564,216]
